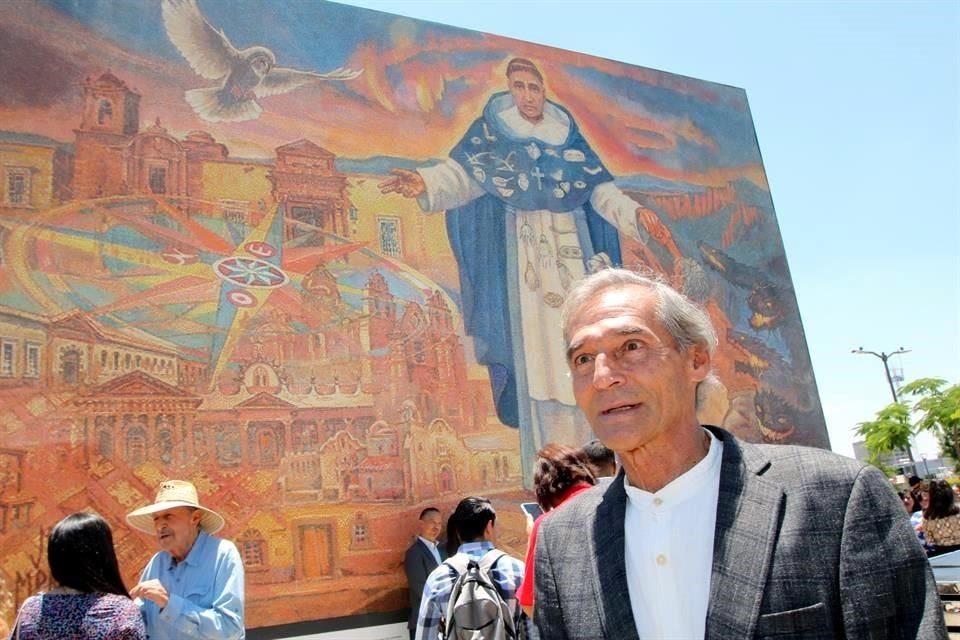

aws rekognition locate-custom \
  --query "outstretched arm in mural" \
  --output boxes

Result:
[378,156,653,255]
[379,163,492,216]
[378,168,426,199]
[375,57,669,466]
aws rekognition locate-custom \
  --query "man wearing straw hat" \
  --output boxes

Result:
[128,480,245,639]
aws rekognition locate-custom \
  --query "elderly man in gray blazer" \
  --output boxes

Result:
[533,268,944,639]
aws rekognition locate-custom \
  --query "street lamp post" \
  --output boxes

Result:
[852,346,914,470]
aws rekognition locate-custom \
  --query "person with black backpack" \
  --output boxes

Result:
[414,497,526,640]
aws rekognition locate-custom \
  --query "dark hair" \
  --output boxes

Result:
[908,475,923,487]
[451,497,496,542]
[419,507,440,520]
[443,512,460,558]
[901,490,922,514]
[925,480,960,520]
[533,444,596,511]
[505,57,543,84]
[907,489,923,514]
[581,439,616,473]
[48,512,129,597]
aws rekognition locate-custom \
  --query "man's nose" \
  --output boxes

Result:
[592,353,623,388]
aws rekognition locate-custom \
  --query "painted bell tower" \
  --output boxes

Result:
[73,72,140,199]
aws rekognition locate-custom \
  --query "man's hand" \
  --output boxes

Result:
[131,579,170,609]
[378,168,426,198]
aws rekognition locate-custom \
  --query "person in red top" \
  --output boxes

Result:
[518,443,597,616]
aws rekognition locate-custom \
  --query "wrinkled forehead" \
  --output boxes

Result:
[566,286,659,340]
[153,505,197,519]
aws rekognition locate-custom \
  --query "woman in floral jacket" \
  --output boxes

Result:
[921,480,960,557]
[9,512,145,640]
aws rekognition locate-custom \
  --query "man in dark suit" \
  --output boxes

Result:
[404,507,443,640]
[534,268,945,639]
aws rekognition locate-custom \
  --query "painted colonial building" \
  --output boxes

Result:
[0,132,73,211]
[0,70,521,629]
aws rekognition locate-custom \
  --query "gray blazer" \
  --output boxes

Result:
[405,538,440,630]
[534,427,946,639]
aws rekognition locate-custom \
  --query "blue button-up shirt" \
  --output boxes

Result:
[415,541,525,640]
[137,531,245,639]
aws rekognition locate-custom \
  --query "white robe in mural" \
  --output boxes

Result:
[416,98,648,463]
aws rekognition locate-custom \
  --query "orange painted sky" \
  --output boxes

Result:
[0,0,767,191]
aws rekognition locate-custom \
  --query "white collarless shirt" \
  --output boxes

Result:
[623,430,723,639]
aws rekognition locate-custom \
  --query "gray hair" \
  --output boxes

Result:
[560,267,721,408]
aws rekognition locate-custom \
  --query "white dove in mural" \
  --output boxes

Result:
[161,0,362,122]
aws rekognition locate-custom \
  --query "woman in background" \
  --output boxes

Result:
[902,489,930,551]
[442,511,461,559]
[921,480,960,557]
[517,443,596,617]
[9,512,145,639]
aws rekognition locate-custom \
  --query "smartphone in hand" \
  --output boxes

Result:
[520,502,543,519]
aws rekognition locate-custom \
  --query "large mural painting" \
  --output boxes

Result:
[0,0,828,632]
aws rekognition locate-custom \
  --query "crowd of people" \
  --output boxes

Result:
[9,267,952,640]
[405,439,613,640]
[404,267,947,639]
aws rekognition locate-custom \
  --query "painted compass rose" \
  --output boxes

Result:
[214,256,289,288]
[1,195,372,389]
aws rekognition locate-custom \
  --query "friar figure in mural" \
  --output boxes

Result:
[381,57,659,470]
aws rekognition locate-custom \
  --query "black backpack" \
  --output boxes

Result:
[441,550,517,640]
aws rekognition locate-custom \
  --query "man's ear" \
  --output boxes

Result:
[689,345,711,380]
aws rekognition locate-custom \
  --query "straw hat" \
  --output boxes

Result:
[126,480,225,536]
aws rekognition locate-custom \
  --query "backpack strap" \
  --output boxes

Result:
[477,549,511,598]
[477,549,507,574]
[443,552,471,578]
[445,549,502,579]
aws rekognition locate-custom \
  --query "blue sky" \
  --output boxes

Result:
[344,0,960,459]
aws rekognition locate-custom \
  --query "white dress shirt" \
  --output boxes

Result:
[623,430,723,639]
[419,536,441,564]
